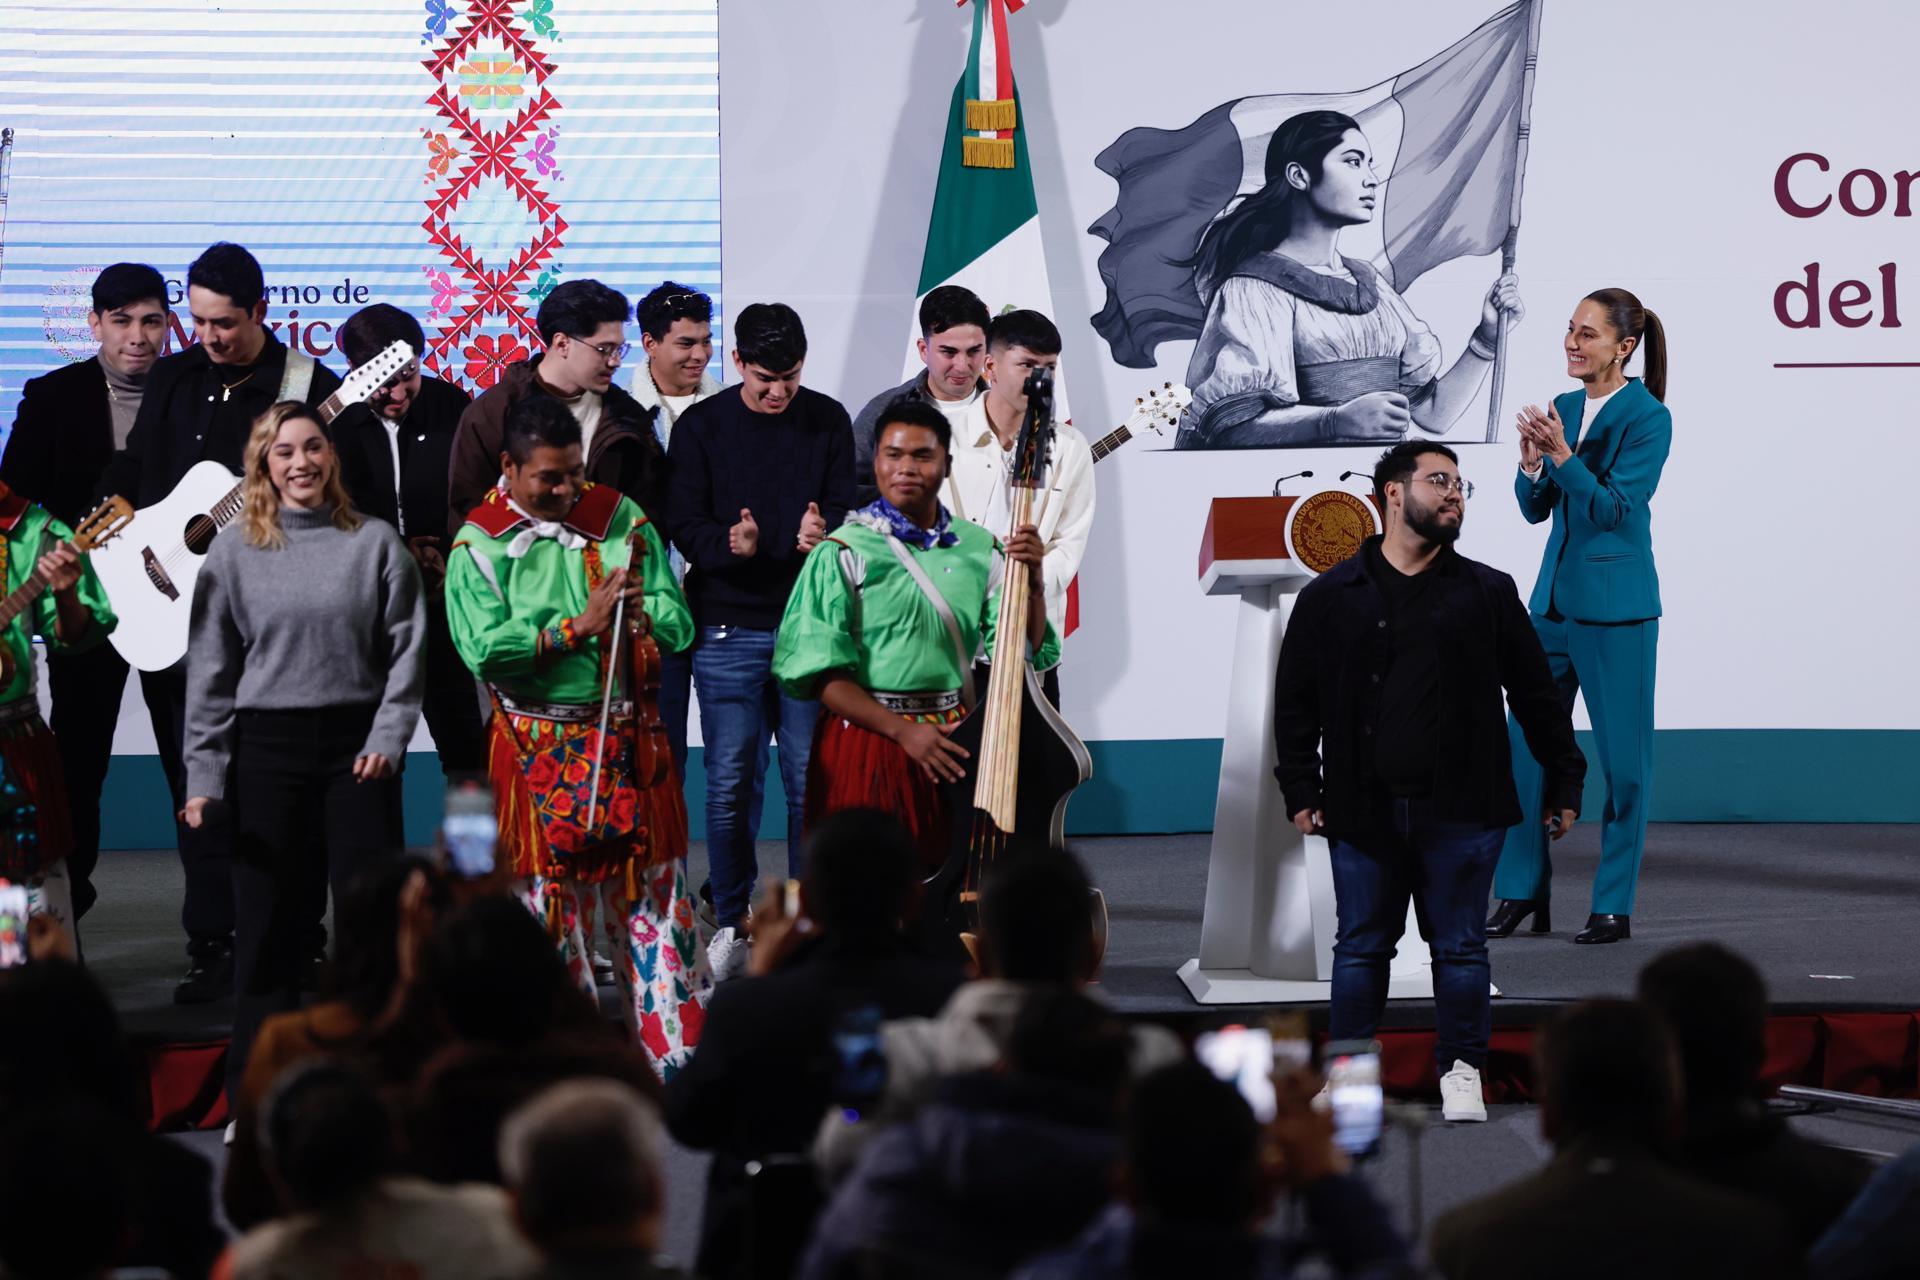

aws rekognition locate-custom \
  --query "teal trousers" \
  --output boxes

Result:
[1495,614,1658,916]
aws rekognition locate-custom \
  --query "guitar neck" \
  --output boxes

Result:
[1089,423,1131,462]
[315,392,346,425]
[0,561,55,630]
[208,482,246,531]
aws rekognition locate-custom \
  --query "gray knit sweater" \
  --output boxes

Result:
[184,504,426,800]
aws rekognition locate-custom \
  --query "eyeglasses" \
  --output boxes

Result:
[1417,472,1474,499]
[570,337,631,364]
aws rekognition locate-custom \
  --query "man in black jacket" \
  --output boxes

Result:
[1274,440,1584,1122]
[663,302,854,938]
[101,243,342,1002]
[663,809,962,1279]
[332,304,486,776]
[0,263,168,923]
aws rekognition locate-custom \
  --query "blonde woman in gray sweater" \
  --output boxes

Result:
[183,400,426,1105]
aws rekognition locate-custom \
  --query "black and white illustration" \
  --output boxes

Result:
[1088,1,1541,450]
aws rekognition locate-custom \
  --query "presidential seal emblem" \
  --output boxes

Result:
[1285,489,1378,575]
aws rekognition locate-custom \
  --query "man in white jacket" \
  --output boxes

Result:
[941,310,1095,704]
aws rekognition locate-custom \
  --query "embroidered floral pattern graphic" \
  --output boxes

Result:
[463,332,527,386]
[424,0,566,390]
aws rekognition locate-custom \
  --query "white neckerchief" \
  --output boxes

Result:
[504,495,588,560]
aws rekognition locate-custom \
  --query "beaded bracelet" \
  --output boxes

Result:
[545,619,578,655]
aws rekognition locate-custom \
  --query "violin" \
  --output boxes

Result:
[587,524,671,826]
[925,368,1097,961]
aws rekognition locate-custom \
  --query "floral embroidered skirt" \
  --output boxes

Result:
[486,706,688,885]
[513,862,711,1081]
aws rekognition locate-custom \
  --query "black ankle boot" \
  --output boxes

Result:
[1574,913,1631,945]
[1485,899,1550,937]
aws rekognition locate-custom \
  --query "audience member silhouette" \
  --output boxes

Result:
[1639,942,1873,1248]
[1429,999,1797,1280]
[500,1079,690,1280]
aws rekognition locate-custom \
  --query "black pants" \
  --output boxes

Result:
[140,664,233,957]
[141,666,336,960]
[227,705,401,1098]
[422,590,487,776]
[46,642,129,920]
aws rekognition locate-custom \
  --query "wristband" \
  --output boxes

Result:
[545,619,578,654]
[1467,330,1498,361]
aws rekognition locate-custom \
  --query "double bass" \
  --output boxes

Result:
[928,367,1097,959]
[586,524,670,826]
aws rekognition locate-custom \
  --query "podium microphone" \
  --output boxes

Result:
[1338,469,1374,484]
[1270,469,1314,496]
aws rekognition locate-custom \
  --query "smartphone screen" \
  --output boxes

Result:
[831,1004,889,1116]
[442,781,498,880]
[1323,1039,1385,1158]
[0,881,30,968]
[1267,1010,1312,1072]
[1195,1025,1278,1122]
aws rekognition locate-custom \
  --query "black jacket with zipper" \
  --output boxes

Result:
[1273,535,1585,846]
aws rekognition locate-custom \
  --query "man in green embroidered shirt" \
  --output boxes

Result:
[0,481,117,940]
[773,399,1055,874]
[445,395,708,1079]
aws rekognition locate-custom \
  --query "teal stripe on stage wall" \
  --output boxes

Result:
[94,729,1920,850]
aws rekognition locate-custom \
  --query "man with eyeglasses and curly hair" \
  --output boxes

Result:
[449,278,669,536]
[1272,440,1585,1123]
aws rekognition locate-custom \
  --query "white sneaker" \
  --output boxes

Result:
[1439,1059,1487,1122]
[707,925,752,983]
[224,1119,238,1147]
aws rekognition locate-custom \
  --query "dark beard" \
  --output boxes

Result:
[1405,500,1463,545]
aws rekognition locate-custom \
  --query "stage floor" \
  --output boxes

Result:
[79,822,1920,1046]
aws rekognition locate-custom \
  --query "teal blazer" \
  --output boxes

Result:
[1514,377,1671,624]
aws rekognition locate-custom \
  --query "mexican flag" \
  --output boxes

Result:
[908,0,1078,630]
[906,0,1071,424]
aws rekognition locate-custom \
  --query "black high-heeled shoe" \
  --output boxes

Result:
[1485,898,1550,937]
[1574,913,1631,945]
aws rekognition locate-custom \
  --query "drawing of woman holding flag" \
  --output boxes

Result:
[1176,111,1524,451]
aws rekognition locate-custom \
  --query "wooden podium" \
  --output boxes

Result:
[1177,491,1433,1004]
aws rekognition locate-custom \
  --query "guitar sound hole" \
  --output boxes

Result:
[183,515,218,555]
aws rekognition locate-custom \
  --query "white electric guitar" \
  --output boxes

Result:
[1088,381,1190,462]
[92,340,417,671]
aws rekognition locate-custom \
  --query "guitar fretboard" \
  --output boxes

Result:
[0,564,52,629]
[209,484,246,530]
[1089,424,1131,462]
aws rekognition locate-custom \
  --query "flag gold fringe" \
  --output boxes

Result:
[965,97,1017,131]
[962,136,1015,169]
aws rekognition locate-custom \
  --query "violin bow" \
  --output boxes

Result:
[585,551,631,830]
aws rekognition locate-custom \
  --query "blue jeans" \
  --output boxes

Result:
[1329,801,1504,1072]
[692,625,818,928]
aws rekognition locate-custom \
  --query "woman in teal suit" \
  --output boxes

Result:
[1487,289,1669,945]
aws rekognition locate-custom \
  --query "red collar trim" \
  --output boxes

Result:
[461,482,624,542]
[0,483,29,534]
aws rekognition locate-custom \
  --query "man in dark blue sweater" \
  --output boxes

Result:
[663,303,854,938]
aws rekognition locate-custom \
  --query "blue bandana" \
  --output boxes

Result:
[847,497,959,551]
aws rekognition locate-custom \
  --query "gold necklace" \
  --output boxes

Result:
[218,370,255,403]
